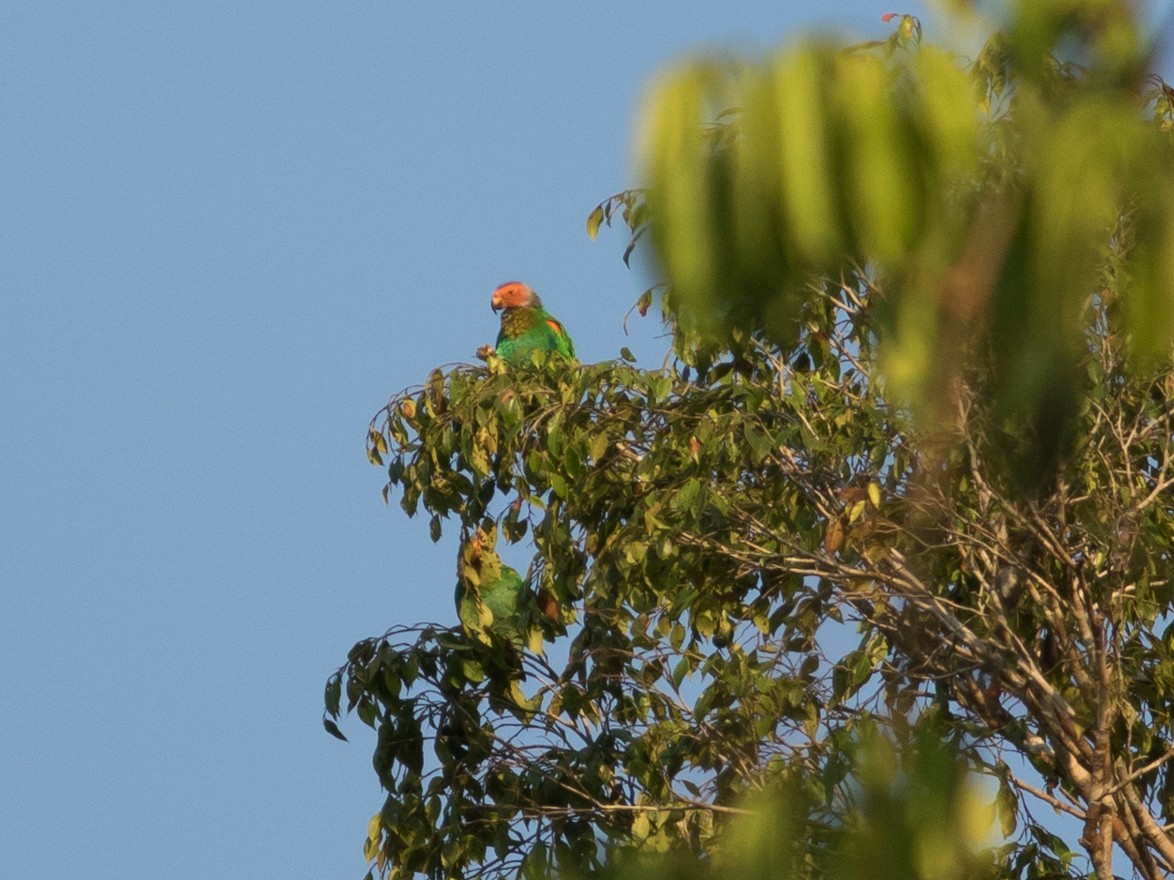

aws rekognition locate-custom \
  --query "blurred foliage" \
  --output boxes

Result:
[637,0,1174,484]
[332,3,1174,880]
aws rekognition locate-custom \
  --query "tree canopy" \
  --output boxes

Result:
[329,4,1174,879]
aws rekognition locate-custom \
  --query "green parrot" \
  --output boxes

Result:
[456,524,525,642]
[490,281,576,362]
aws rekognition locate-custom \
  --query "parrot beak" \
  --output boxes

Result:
[491,292,503,313]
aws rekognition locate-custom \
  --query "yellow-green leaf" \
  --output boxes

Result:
[632,812,651,841]
[589,432,609,464]
[587,204,606,239]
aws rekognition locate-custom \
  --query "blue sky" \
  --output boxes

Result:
[2,3,1171,879]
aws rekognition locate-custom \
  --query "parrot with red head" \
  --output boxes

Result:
[490,281,576,362]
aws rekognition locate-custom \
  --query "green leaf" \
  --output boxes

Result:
[549,472,568,498]
[743,423,773,463]
[671,656,691,690]
[460,658,485,683]
[324,674,342,717]
[589,432,609,464]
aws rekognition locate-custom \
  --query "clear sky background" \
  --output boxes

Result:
[2,3,1171,879]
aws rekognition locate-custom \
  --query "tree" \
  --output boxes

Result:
[329,4,1174,879]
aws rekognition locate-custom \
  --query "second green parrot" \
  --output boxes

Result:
[456,525,525,642]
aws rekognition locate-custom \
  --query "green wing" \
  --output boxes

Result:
[534,308,575,358]
[496,307,575,362]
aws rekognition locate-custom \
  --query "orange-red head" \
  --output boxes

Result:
[491,281,538,312]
